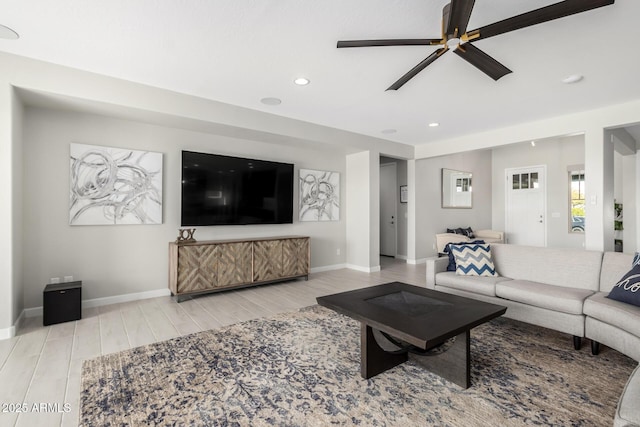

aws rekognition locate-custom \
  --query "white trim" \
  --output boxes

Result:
[395,254,407,260]
[0,310,26,340]
[347,264,381,273]
[406,258,427,265]
[310,264,347,273]
[22,288,172,318]
[0,325,15,340]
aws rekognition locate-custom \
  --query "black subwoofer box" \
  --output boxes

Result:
[43,281,82,326]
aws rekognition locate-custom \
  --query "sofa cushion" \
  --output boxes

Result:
[490,244,602,291]
[496,280,594,315]
[600,252,635,293]
[435,272,512,297]
[584,292,640,338]
[443,240,485,272]
[615,364,640,427]
[608,264,640,307]
[634,252,640,267]
[451,243,497,277]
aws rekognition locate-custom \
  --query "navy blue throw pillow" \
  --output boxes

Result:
[607,264,640,307]
[444,240,485,271]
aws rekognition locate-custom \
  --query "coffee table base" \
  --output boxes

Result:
[361,324,471,389]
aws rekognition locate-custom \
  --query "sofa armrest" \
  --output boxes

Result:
[426,256,448,289]
[475,229,504,243]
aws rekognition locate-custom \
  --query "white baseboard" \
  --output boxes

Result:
[407,258,427,265]
[23,288,172,318]
[0,310,26,340]
[346,264,381,273]
[310,263,347,273]
[395,254,408,260]
[0,325,15,340]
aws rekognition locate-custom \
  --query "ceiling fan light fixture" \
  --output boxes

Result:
[562,74,584,84]
[294,77,310,86]
[0,24,19,40]
[446,38,461,48]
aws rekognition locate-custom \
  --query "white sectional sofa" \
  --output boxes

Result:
[426,243,640,427]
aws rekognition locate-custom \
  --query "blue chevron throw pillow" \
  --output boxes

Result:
[450,243,497,277]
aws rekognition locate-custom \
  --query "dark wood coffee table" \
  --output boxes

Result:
[316,281,507,388]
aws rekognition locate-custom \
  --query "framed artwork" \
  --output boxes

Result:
[69,143,163,225]
[299,168,340,221]
[400,185,408,203]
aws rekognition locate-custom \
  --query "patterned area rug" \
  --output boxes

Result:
[81,305,637,426]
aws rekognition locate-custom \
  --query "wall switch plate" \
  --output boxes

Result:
[50,277,60,284]
[336,248,341,256]
[64,276,74,282]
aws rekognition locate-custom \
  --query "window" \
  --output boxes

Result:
[569,169,585,233]
[511,172,539,190]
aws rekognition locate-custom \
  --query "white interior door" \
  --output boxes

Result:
[380,163,397,257]
[505,166,546,246]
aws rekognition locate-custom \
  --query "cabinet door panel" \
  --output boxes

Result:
[253,240,283,282]
[283,238,310,277]
[216,242,252,287]
[177,245,218,293]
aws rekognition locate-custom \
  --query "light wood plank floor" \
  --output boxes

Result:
[0,258,425,427]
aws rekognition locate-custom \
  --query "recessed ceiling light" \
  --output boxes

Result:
[562,74,584,84]
[0,24,19,40]
[428,122,440,127]
[381,129,397,134]
[294,77,310,86]
[531,141,536,147]
[260,97,282,106]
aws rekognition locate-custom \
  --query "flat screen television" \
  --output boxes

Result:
[181,151,294,226]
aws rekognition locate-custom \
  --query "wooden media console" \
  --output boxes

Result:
[169,236,310,301]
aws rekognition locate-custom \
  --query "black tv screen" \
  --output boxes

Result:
[181,151,294,226]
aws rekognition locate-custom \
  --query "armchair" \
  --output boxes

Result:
[435,229,504,254]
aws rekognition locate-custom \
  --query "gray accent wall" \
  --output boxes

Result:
[21,106,348,309]
[415,150,493,259]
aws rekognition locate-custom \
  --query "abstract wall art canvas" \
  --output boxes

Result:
[70,143,163,225]
[299,168,340,221]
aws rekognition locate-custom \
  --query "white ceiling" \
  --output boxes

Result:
[1,0,638,146]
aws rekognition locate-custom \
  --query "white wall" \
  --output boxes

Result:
[346,151,380,271]
[12,89,23,330]
[491,135,585,249]
[21,106,348,309]
[613,150,637,253]
[415,150,493,259]
[0,86,23,338]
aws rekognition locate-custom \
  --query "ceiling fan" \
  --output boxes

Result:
[337,0,615,90]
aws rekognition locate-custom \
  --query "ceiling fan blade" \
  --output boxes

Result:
[387,48,448,91]
[337,39,441,48]
[444,0,476,38]
[453,43,512,81]
[468,0,614,41]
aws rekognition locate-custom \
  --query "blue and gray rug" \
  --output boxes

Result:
[81,305,636,426]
